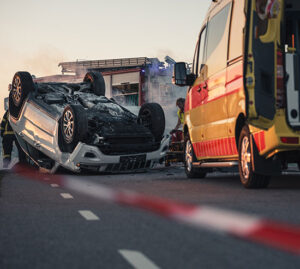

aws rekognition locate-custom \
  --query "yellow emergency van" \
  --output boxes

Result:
[173,0,300,188]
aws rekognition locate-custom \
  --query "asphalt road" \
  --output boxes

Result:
[1,164,300,269]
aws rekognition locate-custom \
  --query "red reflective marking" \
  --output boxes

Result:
[253,131,266,152]
[254,133,260,151]
[185,90,190,111]
[193,137,239,158]
[260,132,266,151]
[246,221,300,255]
[226,138,231,155]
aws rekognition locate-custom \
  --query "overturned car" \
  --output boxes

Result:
[8,71,169,173]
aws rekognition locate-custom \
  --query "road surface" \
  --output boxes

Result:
[1,164,300,268]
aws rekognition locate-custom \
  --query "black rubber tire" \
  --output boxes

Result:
[9,72,34,119]
[238,125,270,188]
[60,104,88,153]
[138,103,165,142]
[184,133,206,179]
[83,71,105,96]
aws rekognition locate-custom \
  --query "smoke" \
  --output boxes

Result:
[0,46,67,116]
[142,59,187,133]
[22,47,65,77]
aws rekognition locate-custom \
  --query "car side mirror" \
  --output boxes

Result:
[173,62,188,86]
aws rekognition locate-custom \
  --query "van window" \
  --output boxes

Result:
[228,0,245,61]
[192,40,199,75]
[197,27,207,75]
[206,4,231,61]
[205,3,232,76]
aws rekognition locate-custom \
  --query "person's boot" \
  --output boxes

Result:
[3,158,11,168]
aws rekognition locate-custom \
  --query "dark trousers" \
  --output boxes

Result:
[2,134,26,163]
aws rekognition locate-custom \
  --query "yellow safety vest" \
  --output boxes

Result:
[177,109,184,125]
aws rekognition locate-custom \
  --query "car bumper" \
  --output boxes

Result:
[62,136,170,172]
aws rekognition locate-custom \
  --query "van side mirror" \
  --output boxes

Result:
[173,62,195,86]
[173,62,188,86]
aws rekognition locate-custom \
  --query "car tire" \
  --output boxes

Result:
[138,103,165,142]
[184,134,206,179]
[9,72,34,119]
[83,71,105,96]
[60,104,88,153]
[238,125,270,188]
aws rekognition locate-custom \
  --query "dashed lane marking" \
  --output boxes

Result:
[119,250,160,269]
[60,193,74,199]
[78,210,100,221]
[50,183,59,188]
[12,165,300,255]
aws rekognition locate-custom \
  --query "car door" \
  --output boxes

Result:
[244,0,283,129]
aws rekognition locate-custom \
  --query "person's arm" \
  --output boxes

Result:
[173,117,181,131]
[0,111,7,137]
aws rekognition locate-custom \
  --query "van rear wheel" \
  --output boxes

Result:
[238,126,270,188]
[184,134,206,179]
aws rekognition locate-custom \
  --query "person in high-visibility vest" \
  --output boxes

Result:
[170,98,185,141]
[0,110,26,168]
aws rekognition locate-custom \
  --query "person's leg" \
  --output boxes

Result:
[2,135,13,168]
[14,138,27,164]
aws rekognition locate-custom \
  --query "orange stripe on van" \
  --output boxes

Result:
[193,137,238,158]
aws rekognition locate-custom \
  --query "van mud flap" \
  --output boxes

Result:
[250,134,281,176]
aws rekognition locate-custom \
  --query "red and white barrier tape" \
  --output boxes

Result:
[11,165,300,255]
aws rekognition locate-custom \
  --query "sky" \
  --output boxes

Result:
[0,0,211,115]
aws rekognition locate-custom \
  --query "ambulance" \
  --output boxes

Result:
[173,0,300,188]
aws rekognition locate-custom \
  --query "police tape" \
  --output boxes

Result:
[12,164,300,255]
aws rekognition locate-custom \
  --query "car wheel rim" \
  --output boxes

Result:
[63,110,74,143]
[241,135,251,180]
[12,76,22,105]
[185,140,193,172]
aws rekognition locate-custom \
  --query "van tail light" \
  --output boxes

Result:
[280,137,299,144]
[276,50,286,109]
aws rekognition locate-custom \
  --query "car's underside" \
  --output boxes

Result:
[9,71,168,173]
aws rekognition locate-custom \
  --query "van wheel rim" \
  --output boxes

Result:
[12,76,22,105]
[185,140,193,172]
[63,110,74,142]
[241,136,251,179]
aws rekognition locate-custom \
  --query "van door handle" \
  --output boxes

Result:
[195,85,201,92]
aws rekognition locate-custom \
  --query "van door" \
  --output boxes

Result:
[244,0,283,129]
[189,27,207,147]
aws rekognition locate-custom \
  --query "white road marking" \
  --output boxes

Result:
[78,210,100,221]
[60,193,74,199]
[51,184,59,188]
[119,250,160,269]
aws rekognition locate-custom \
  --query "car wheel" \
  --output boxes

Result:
[238,125,270,188]
[138,103,165,142]
[60,105,88,153]
[184,134,206,179]
[83,71,105,96]
[9,72,34,119]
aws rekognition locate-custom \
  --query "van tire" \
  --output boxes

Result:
[184,134,206,179]
[238,126,270,188]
